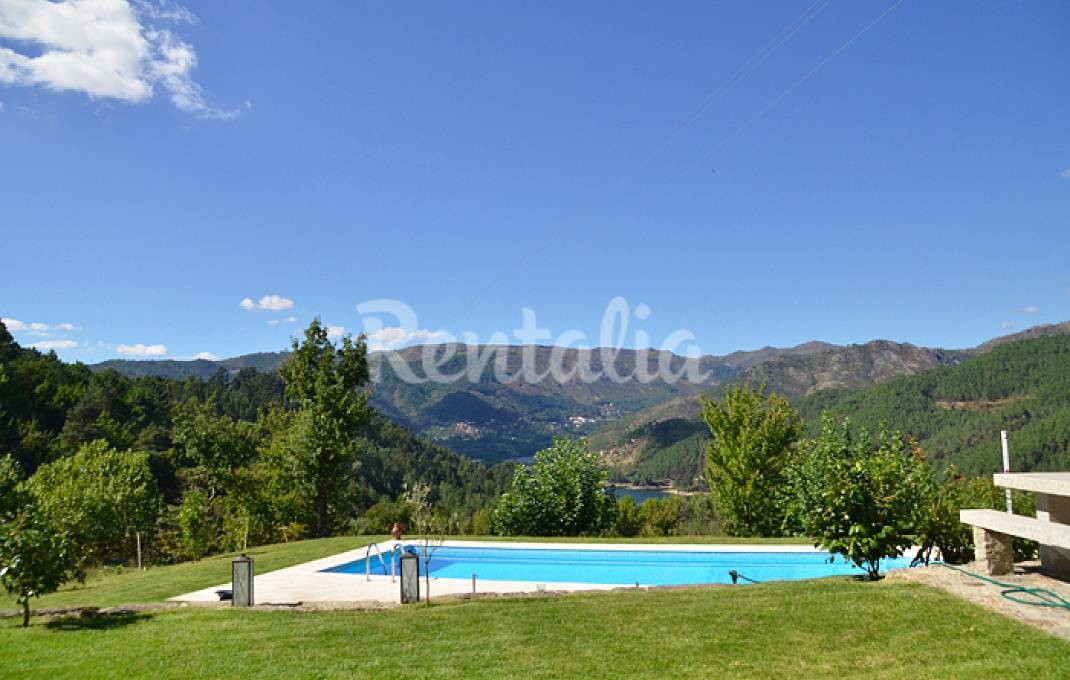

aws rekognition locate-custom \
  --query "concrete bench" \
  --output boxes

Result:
[960,508,1070,577]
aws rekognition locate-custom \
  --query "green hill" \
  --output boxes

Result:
[797,334,1070,475]
[599,331,1070,486]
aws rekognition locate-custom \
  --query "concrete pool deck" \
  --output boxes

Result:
[172,540,903,607]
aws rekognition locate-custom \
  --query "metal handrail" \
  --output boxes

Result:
[365,543,390,582]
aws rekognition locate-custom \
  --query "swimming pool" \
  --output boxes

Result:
[321,544,914,586]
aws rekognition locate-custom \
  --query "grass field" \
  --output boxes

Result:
[3,579,1069,678]
[3,535,1068,679]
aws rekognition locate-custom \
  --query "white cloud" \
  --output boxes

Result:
[240,294,294,312]
[267,316,298,326]
[3,317,81,333]
[32,339,77,350]
[326,325,346,339]
[367,326,450,351]
[117,342,167,356]
[193,351,218,361]
[1061,168,1070,179]
[0,0,237,119]
[1020,305,1041,314]
[1000,320,1011,330]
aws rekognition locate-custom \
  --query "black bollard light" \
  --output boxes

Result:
[232,553,254,607]
[400,550,420,604]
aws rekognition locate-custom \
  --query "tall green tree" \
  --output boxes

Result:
[701,385,801,536]
[277,319,371,536]
[495,437,615,536]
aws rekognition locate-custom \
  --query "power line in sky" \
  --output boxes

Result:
[704,0,908,158]
[652,0,835,157]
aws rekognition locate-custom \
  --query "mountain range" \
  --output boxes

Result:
[90,322,1070,469]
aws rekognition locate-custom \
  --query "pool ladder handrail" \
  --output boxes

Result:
[364,542,402,582]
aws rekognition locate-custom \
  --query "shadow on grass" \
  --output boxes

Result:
[44,611,154,631]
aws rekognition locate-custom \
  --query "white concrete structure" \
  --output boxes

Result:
[961,472,1070,579]
[172,541,834,607]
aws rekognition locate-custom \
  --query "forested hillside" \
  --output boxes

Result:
[600,332,1070,486]
[798,334,1070,474]
[594,339,968,487]
[0,322,508,531]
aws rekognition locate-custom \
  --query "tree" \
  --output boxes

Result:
[177,490,216,560]
[406,482,445,603]
[171,397,261,500]
[0,455,23,517]
[494,437,615,536]
[0,506,80,627]
[277,319,371,536]
[26,440,161,564]
[786,414,928,579]
[701,384,801,536]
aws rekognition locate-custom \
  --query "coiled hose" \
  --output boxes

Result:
[940,563,1070,609]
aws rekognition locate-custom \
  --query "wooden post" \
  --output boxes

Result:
[136,532,142,570]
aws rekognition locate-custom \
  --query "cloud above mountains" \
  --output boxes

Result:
[117,342,167,356]
[0,0,237,118]
[240,294,294,312]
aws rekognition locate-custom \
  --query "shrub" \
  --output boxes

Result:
[0,506,81,626]
[786,414,928,579]
[494,437,615,536]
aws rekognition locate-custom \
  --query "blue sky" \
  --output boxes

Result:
[1,0,1068,362]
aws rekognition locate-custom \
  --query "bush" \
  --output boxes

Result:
[915,472,1037,564]
[786,415,928,579]
[494,437,615,536]
[177,490,217,560]
[352,499,413,536]
[25,440,161,565]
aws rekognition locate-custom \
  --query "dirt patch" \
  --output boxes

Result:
[934,396,1028,412]
[887,562,1070,642]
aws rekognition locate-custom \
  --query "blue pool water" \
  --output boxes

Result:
[322,545,914,586]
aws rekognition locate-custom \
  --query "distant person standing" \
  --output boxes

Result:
[391,522,403,542]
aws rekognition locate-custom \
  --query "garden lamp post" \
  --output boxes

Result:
[232,553,254,607]
[400,550,420,604]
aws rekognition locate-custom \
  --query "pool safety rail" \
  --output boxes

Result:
[365,542,401,582]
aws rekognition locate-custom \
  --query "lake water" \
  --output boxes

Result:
[611,486,672,503]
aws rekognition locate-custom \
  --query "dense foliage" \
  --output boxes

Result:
[277,319,373,536]
[798,335,1070,474]
[25,440,160,564]
[0,506,80,626]
[495,437,616,536]
[702,385,801,536]
[786,416,930,579]
[0,320,509,567]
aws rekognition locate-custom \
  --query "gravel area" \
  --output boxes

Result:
[887,562,1070,642]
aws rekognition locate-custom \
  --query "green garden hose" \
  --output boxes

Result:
[940,563,1070,610]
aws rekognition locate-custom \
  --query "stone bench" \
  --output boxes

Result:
[959,509,1070,577]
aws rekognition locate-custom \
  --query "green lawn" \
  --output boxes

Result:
[12,534,809,611]
[20,535,389,610]
[2,579,1068,678]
